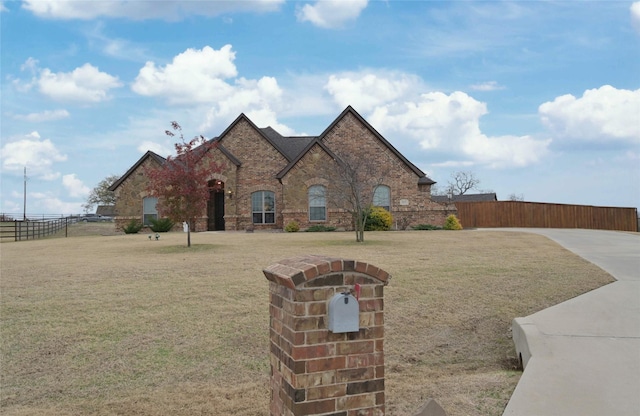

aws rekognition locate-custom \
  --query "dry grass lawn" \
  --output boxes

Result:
[1,224,614,415]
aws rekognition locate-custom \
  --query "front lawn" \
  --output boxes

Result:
[0,230,613,415]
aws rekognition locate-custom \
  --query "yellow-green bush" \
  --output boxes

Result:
[365,206,393,231]
[284,221,300,232]
[443,214,463,230]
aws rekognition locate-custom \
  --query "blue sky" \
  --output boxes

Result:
[1,0,639,215]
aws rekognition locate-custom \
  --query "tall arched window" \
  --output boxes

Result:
[143,196,158,226]
[308,185,326,221]
[373,185,390,211]
[252,191,275,224]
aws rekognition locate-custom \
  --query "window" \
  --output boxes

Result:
[143,197,158,226]
[309,185,326,221]
[252,191,275,224]
[373,185,390,211]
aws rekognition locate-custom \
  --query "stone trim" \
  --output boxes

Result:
[264,255,391,290]
[304,177,330,188]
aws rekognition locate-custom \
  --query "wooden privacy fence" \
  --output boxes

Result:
[454,201,638,232]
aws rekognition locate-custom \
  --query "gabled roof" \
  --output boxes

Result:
[276,138,340,179]
[112,107,437,191]
[179,134,241,168]
[276,106,436,184]
[261,127,315,161]
[432,193,498,203]
[209,140,242,167]
[216,113,297,162]
[96,205,116,216]
[110,142,240,193]
[109,150,166,191]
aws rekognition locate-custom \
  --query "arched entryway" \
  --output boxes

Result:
[207,180,225,231]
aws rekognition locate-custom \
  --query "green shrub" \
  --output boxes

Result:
[284,221,300,232]
[412,224,442,230]
[305,225,336,232]
[365,206,393,231]
[123,219,143,234]
[149,217,175,232]
[443,214,463,230]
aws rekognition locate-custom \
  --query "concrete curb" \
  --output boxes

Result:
[496,229,640,416]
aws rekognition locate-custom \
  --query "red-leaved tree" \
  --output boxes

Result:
[145,122,220,247]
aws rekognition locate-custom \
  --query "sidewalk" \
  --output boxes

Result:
[492,229,640,415]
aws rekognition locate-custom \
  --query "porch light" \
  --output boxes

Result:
[227,189,233,199]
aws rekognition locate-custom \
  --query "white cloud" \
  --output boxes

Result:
[470,81,506,92]
[0,132,67,179]
[13,109,70,122]
[21,57,39,73]
[296,0,368,28]
[22,0,284,20]
[322,70,550,168]
[246,108,295,136]
[1,198,21,214]
[539,85,640,144]
[137,140,173,157]
[10,57,40,92]
[461,134,551,168]
[200,75,293,135]
[62,174,90,198]
[38,63,123,103]
[0,1,7,13]
[132,45,238,104]
[130,45,293,135]
[28,191,84,215]
[13,59,121,103]
[368,92,487,149]
[324,71,421,113]
[277,72,337,118]
[85,22,153,62]
[631,2,640,34]
[369,91,550,168]
[622,150,640,161]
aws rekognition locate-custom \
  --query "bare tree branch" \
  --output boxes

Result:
[447,171,481,195]
[326,149,394,242]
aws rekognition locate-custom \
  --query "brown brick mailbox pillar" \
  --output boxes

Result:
[263,254,390,416]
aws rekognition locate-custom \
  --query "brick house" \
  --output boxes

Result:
[109,106,452,232]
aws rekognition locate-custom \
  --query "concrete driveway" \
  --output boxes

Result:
[486,229,640,416]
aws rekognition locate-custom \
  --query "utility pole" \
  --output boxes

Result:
[23,166,27,221]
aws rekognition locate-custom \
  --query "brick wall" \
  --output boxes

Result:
[220,118,288,230]
[112,156,161,231]
[112,110,455,233]
[281,114,453,230]
[263,255,390,416]
[112,150,237,232]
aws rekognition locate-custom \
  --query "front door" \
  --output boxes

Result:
[207,181,225,231]
[214,191,225,230]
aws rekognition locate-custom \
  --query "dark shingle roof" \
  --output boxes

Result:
[276,138,339,179]
[432,193,498,203]
[260,127,315,161]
